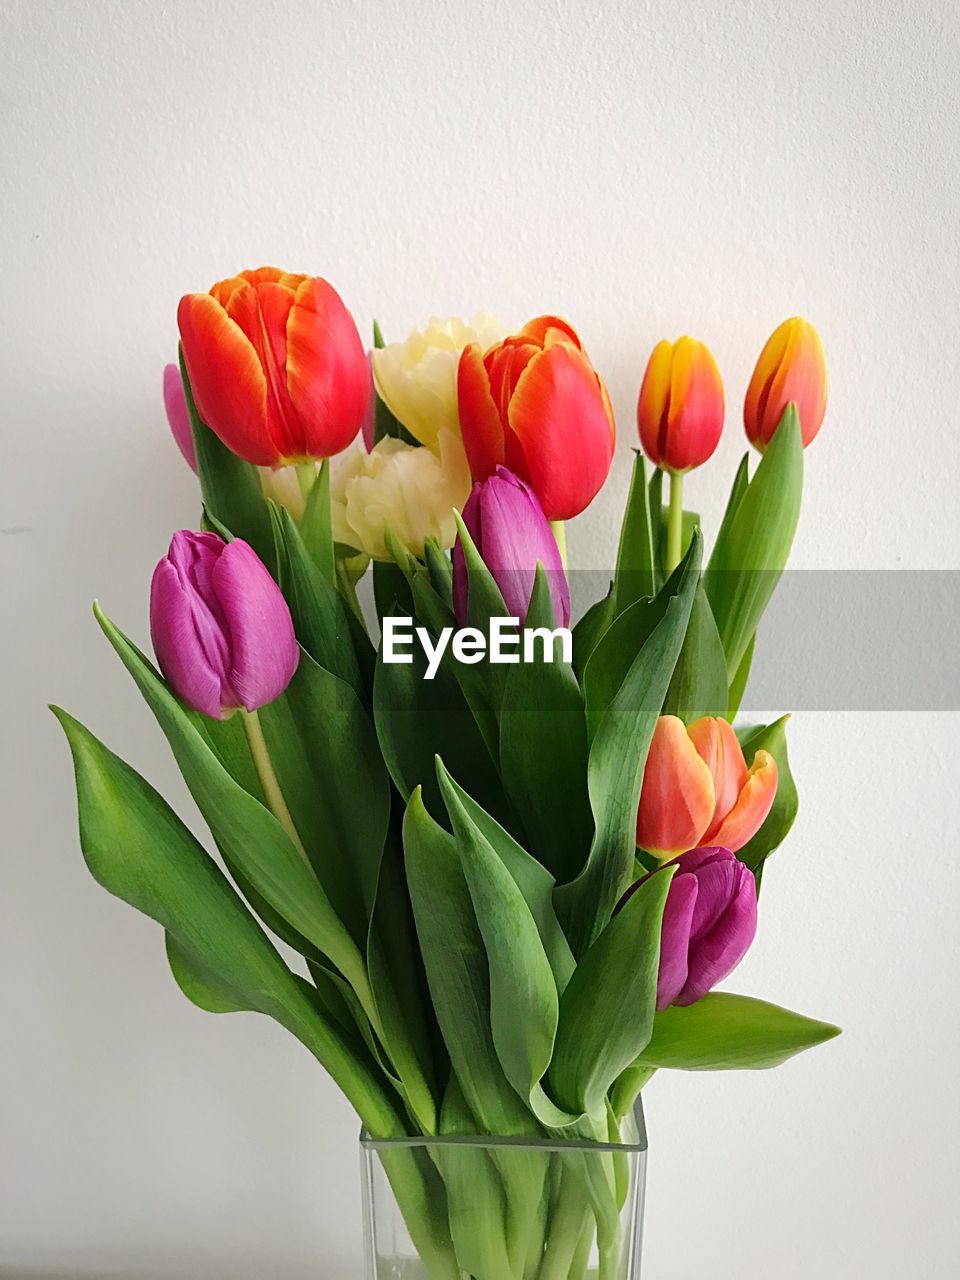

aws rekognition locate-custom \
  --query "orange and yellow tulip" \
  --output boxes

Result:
[457,316,615,520]
[744,316,827,451]
[637,336,725,473]
[177,267,370,467]
[636,715,778,860]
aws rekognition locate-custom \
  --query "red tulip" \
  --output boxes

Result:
[636,715,778,860]
[177,267,370,467]
[457,316,615,520]
[744,316,827,450]
[637,337,724,472]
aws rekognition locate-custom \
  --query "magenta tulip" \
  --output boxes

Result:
[163,364,197,473]
[452,467,570,627]
[620,846,758,1010]
[150,531,299,720]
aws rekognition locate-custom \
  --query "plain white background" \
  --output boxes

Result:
[2,0,958,1276]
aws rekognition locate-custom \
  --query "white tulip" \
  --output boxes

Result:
[330,429,472,561]
[371,314,501,451]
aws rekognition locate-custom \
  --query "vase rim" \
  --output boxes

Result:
[360,1098,647,1154]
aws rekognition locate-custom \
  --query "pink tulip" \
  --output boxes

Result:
[453,467,570,627]
[163,364,197,472]
[150,531,298,719]
[619,846,758,1010]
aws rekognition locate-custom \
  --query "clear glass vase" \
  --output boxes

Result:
[360,1103,647,1280]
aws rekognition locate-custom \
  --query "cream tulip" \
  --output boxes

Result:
[330,429,472,561]
[372,314,501,451]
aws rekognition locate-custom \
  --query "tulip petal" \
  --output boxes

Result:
[517,315,584,351]
[708,748,778,853]
[177,293,275,466]
[764,319,828,448]
[285,278,370,460]
[479,468,568,625]
[149,556,225,720]
[636,716,716,857]
[677,862,757,1006]
[458,342,506,481]
[657,873,698,1010]
[212,539,300,711]
[636,339,673,467]
[688,717,749,842]
[223,280,299,458]
[507,344,615,520]
[665,338,725,471]
[163,364,197,472]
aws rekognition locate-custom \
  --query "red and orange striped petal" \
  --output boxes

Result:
[764,319,827,447]
[177,292,276,466]
[284,277,369,460]
[637,339,674,466]
[708,748,778,852]
[458,342,506,482]
[688,716,748,842]
[518,314,584,351]
[666,338,725,470]
[507,343,615,520]
[636,716,716,858]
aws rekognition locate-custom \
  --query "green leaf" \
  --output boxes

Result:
[367,819,440,1133]
[435,766,575,995]
[572,586,614,681]
[373,610,509,829]
[93,606,369,992]
[736,715,799,890]
[298,458,335,584]
[499,565,593,884]
[177,349,274,567]
[647,467,664,586]
[726,632,756,720]
[271,506,364,699]
[549,867,675,1115]
[402,788,537,1136]
[52,706,406,1136]
[709,452,751,579]
[423,538,454,611]
[373,561,414,622]
[557,536,701,953]
[437,761,562,1121]
[452,510,512,709]
[635,993,840,1070]
[662,584,728,721]
[258,649,390,948]
[705,407,803,680]
[612,452,657,616]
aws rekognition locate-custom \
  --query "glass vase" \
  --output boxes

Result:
[360,1102,647,1280]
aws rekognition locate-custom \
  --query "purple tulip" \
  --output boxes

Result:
[163,363,197,473]
[150,531,299,720]
[620,847,758,1010]
[452,467,570,628]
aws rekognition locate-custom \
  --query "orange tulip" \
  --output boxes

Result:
[637,336,725,473]
[177,267,370,467]
[744,316,827,451]
[457,316,615,520]
[636,715,778,859]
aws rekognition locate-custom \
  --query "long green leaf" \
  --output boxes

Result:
[499,565,592,884]
[705,406,803,680]
[549,867,674,1114]
[635,993,840,1070]
[94,606,367,991]
[736,716,799,890]
[662,584,728,721]
[612,452,657,616]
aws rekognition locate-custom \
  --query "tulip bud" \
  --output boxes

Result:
[150,531,299,720]
[744,316,827,451]
[163,363,197,473]
[619,847,758,1009]
[637,336,725,473]
[178,267,370,467]
[457,316,615,520]
[637,715,777,859]
[452,467,570,628]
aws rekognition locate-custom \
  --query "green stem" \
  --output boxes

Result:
[666,470,684,573]
[240,708,309,865]
[549,519,568,570]
[610,1065,656,1121]
[296,461,318,502]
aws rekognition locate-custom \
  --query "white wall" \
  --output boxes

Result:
[3,1,958,1276]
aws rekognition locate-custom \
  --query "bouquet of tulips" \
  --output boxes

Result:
[55,269,839,1279]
